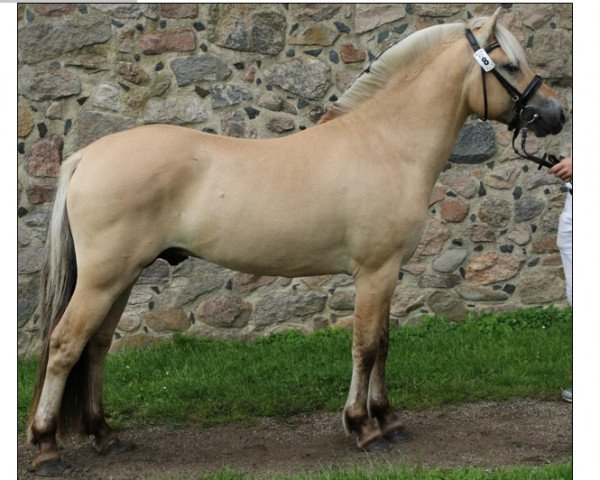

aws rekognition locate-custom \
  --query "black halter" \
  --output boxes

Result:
[465,28,559,170]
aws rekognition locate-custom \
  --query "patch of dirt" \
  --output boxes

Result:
[18,399,572,479]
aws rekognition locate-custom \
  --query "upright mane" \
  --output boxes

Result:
[320,15,528,123]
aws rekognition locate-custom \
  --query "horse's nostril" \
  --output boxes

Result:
[560,109,566,125]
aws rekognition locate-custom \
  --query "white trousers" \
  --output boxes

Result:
[557,190,572,306]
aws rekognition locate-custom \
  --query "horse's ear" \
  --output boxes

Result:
[477,7,501,46]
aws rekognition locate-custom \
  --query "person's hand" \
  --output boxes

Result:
[549,156,572,183]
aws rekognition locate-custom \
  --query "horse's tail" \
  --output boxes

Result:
[28,151,84,441]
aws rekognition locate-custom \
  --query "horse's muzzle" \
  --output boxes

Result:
[527,98,566,137]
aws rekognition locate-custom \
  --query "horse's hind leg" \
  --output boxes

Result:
[343,261,399,452]
[367,324,409,444]
[82,285,135,456]
[29,275,138,475]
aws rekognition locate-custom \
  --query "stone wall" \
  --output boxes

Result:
[17,3,573,355]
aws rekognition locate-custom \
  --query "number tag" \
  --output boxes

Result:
[473,48,495,72]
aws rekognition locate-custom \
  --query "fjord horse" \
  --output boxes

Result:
[27,10,565,475]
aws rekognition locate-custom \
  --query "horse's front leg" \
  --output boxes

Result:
[343,261,399,452]
[367,322,410,443]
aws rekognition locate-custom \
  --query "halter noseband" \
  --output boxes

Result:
[465,28,559,170]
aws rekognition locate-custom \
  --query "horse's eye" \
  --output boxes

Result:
[505,63,520,74]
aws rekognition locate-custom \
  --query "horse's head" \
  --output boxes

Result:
[465,9,566,137]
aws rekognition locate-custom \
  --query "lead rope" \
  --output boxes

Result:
[512,127,572,194]
[511,121,559,170]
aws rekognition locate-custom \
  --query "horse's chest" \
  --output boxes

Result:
[348,202,428,263]
[387,209,428,248]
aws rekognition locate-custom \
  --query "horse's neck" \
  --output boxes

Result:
[344,41,471,189]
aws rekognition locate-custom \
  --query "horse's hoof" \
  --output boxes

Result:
[362,436,391,453]
[384,426,410,444]
[34,459,69,477]
[96,438,135,456]
[101,438,135,456]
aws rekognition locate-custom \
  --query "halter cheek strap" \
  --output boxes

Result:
[478,42,499,122]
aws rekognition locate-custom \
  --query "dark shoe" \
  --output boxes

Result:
[561,387,572,403]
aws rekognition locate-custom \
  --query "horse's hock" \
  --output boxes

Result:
[17,4,573,355]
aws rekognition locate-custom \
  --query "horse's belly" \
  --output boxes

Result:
[177,195,350,277]
[186,225,350,277]
[202,243,349,277]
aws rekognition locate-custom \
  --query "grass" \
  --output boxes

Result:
[17,306,572,431]
[151,462,573,480]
